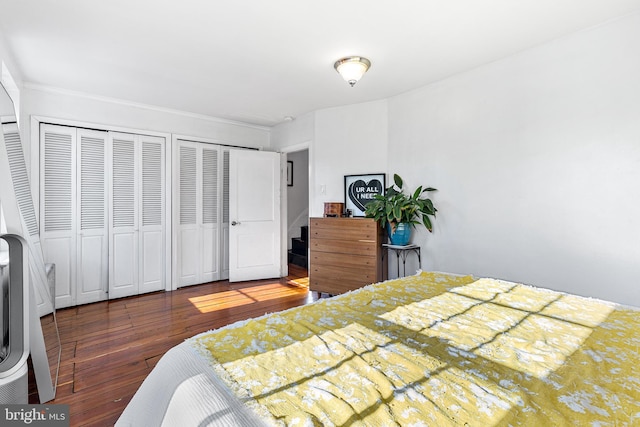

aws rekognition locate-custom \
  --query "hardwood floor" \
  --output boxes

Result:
[30,264,314,426]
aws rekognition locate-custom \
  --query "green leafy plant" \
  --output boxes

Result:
[364,173,437,232]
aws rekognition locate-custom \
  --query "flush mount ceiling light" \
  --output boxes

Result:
[334,56,371,87]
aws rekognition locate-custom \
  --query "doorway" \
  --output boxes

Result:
[285,149,309,273]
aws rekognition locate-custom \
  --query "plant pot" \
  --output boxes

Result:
[387,222,411,246]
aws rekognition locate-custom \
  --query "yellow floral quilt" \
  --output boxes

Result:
[190,272,640,426]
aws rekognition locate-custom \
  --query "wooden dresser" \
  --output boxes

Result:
[309,217,387,295]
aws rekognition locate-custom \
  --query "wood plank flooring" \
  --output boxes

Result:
[30,265,314,426]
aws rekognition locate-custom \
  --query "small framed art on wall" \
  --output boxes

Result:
[344,173,386,217]
[287,161,293,186]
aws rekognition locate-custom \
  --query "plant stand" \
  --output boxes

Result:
[382,244,421,278]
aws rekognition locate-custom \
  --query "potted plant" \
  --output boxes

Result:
[364,174,437,245]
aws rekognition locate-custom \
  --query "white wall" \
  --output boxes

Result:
[0,30,22,93]
[271,112,314,152]
[21,86,270,166]
[312,100,388,217]
[272,13,640,305]
[388,12,640,305]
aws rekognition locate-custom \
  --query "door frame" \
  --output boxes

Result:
[279,141,312,277]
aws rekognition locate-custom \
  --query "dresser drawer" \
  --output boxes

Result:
[311,218,378,241]
[310,265,377,294]
[309,277,373,295]
[310,237,376,257]
[311,252,377,269]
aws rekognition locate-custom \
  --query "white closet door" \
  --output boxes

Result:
[177,144,198,286]
[39,126,165,305]
[40,124,76,308]
[201,146,219,282]
[139,135,165,293]
[76,129,108,304]
[109,132,165,298]
[109,133,138,299]
[221,149,230,280]
[174,140,221,287]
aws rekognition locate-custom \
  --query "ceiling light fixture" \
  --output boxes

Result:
[334,56,371,87]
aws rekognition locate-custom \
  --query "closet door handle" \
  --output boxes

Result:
[231,221,240,226]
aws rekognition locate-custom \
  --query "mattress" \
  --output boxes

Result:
[117,272,640,426]
[115,343,268,427]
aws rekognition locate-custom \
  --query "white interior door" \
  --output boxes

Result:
[229,150,281,282]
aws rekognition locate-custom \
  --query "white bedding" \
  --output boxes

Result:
[116,343,267,427]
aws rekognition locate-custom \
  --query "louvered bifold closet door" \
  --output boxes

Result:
[177,143,197,285]
[40,124,76,308]
[76,129,108,305]
[109,133,139,299]
[175,140,221,287]
[109,132,166,299]
[221,149,230,279]
[139,135,165,294]
[201,146,220,282]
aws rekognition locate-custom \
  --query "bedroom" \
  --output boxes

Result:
[0,1,639,425]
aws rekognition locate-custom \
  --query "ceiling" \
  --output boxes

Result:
[0,1,639,127]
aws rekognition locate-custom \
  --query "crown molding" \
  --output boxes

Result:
[23,82,271,131]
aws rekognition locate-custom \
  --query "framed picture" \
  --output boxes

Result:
[344,173,386,217]
[287,161,293,186]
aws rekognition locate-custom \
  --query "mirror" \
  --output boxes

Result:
[0,81,60,401]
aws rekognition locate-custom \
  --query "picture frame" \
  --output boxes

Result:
[287,161,293,186]
[344,173,386,217]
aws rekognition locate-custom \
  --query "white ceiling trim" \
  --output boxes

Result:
[23,82,271,131]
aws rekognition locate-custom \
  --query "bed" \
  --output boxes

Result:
[116,271,640,426]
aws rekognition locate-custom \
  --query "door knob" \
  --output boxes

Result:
[231,221,240,226]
